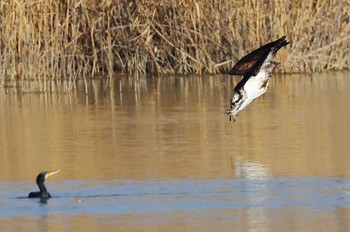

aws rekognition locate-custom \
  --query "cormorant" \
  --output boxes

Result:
[28,170,60,198]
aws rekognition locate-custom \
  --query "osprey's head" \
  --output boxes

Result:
[230,91,243,110]
[225,91,244,121]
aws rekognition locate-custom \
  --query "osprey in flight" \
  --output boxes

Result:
[226,36,289,122]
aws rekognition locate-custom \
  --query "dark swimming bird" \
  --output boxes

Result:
[28,170,60,198]
[226,36,289,121]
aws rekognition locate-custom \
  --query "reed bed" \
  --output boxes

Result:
[0,0,349,91]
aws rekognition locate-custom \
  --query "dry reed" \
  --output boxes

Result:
[0,0,349,91]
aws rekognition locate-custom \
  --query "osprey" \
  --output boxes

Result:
[226,36,289,122]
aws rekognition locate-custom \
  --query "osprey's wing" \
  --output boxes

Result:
[228,47,271,76]
[231,46,272,92]
[229,36,288,76]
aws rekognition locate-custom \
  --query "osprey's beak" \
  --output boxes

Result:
[45,170,60,179]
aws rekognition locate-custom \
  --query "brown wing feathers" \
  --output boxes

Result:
[229,36,289,76]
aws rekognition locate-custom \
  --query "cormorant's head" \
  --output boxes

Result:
[36,170,60,185]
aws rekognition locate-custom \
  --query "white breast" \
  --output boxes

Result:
[244,75,268,99]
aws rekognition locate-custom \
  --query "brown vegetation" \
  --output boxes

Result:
[0,0,349,87]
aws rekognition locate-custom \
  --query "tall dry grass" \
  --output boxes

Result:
[0,0,349,91]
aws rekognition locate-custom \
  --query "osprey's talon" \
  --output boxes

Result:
[225,109,237,122]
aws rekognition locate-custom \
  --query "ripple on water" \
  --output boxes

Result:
[0,177,349,219]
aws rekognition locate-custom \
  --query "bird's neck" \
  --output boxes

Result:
[38,182,48,195]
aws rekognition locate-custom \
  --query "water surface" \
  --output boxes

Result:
[0,72,350,231]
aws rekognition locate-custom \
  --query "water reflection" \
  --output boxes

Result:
[1,73,350,180]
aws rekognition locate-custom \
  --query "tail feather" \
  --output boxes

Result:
[273,36,289,53]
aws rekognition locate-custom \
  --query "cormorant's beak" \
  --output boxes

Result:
[45,170,60,179]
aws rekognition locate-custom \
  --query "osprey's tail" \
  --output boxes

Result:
[272,36,289,54]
